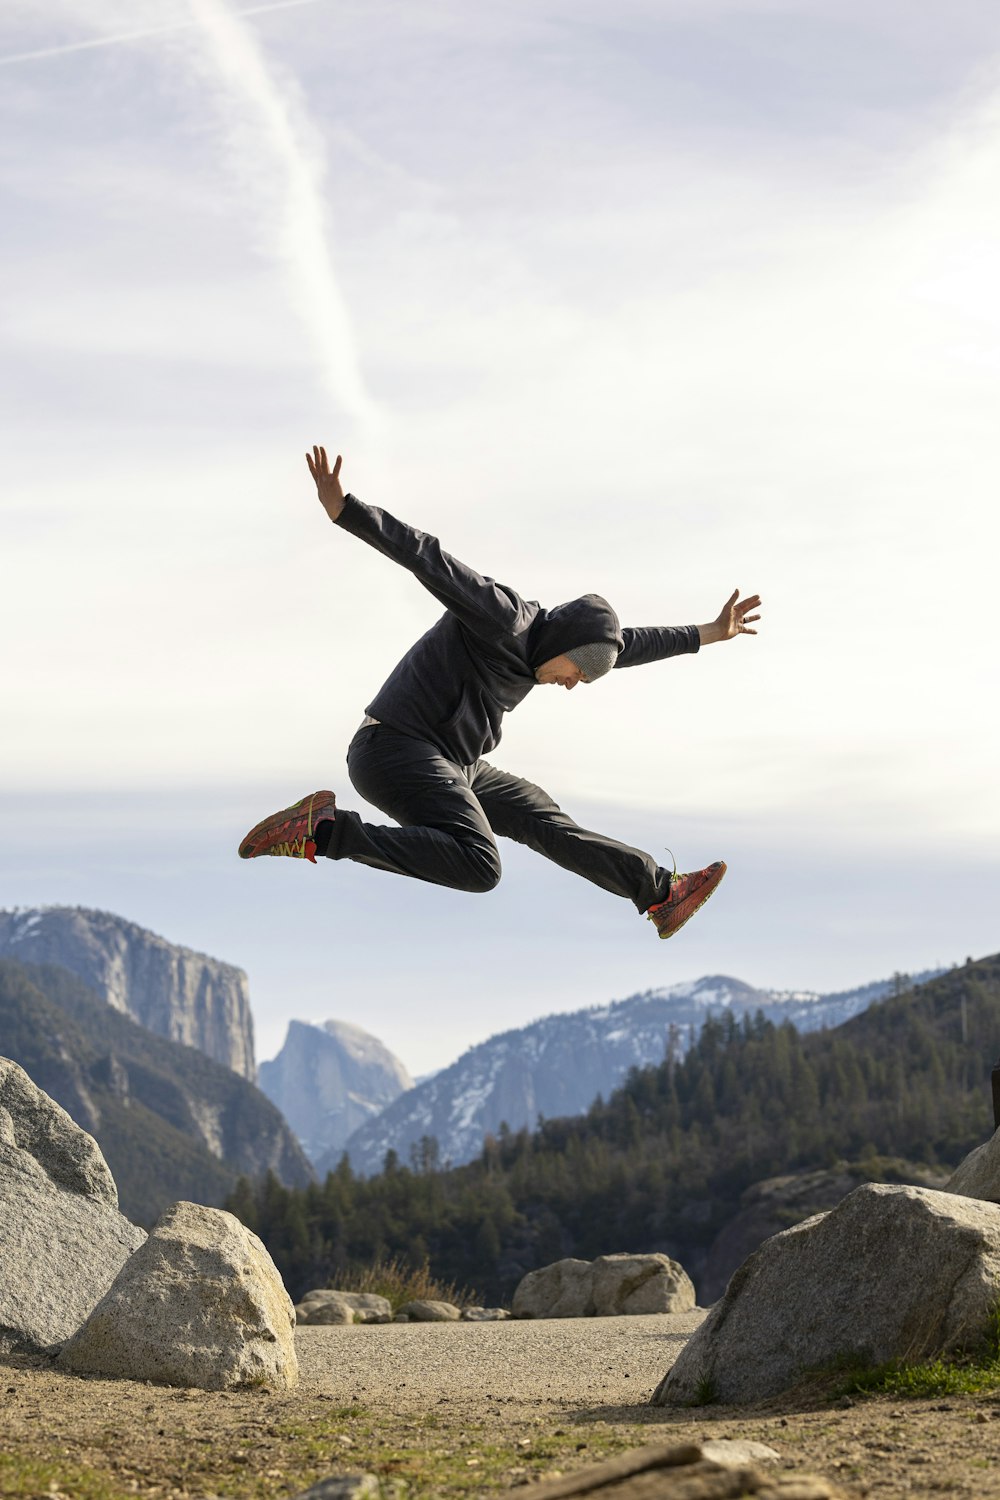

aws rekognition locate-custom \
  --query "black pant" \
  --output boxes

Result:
[326,723,671,913]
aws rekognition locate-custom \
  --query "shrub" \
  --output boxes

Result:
[331,1254,479,1312]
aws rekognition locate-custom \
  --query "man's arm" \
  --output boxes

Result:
[306,445,530,641]
[617,625,700,668]
[616,590,762,668]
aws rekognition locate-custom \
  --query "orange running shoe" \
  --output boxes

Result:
[238,791,337,864]
[646,860,727,940]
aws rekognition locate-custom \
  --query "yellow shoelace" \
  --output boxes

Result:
[267,837,310,857]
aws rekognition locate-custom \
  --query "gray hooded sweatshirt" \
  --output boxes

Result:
[336,493,700,766]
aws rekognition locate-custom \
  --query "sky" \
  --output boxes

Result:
[2,0,999,1077]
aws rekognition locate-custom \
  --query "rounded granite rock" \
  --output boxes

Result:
[0,1058,146,1355]
[58,1200,297,1389]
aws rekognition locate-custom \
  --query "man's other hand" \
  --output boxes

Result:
[698,589,762,645]
[306,445,346,522]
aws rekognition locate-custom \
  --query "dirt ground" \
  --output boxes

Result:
[4,1319,1000,1498]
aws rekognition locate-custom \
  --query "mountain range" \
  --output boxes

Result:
[0,899,952,1229]
[329,967,945,1176]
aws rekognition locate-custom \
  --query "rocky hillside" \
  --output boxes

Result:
[259,1019,412,1165]
[333,968,945,1176]
[0,908,255,1079]
[0,959,312,1224]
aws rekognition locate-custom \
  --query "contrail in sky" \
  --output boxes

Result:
[0,0,324,66]
[184,0,379,431]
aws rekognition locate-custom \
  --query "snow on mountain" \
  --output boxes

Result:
[329,968,945,1178]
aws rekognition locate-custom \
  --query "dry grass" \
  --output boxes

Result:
[329,1254,481,1312]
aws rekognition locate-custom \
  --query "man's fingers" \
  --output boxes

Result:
[743,613,761,624]
[307,444,343,487]
[740,627,758,635]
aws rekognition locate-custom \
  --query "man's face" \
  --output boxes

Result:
[534,653,587,690]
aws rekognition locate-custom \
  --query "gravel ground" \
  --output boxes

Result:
[6,1314,1000,1497]
[295,1311,707,1409]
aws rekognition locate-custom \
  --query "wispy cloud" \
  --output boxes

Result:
[0,0,324,67]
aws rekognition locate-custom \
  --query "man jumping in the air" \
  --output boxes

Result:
[239,447,762,941]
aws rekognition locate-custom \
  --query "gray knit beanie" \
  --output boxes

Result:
[566,641,619,682]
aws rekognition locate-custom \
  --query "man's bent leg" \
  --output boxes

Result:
[471,761,670,912]
[326,725,502,894]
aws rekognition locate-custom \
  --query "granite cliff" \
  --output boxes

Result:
[0,907,255,1079]
[0,959,312,1223]
[259,1019,413,1165]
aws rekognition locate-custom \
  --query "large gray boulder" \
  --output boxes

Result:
[0,1056,116,1203]
[702,1159,950,1303]
[514,1253,695,1319]
[335,1292,392,1324]
[592,1253,696,1315]
[295,1290,392,1325]
[945,1132,1000,1203]
[295,1292,357,1325]
[654,1184,1000,1405]
[398,1299,460,1322]
[513,1258,594,1318]
[0,1058,146,1353]
[58,1201,297,1389]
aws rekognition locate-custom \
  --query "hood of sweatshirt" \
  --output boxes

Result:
[526,593,624,670]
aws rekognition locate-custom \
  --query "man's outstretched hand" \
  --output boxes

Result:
[698,589,762,646]
[306,445,346,522]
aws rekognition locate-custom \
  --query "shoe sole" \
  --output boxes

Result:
[238,791,337,861]
[654,861,727,940]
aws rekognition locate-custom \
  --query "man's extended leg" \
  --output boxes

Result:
[470,760,725,936]
[470,760,670,912]
[322,724,502,893]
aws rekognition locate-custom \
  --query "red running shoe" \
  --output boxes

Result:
[646,860,727,940]
[238,791,337,864]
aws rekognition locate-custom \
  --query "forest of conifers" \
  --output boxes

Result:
[226,954,1000,1305]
